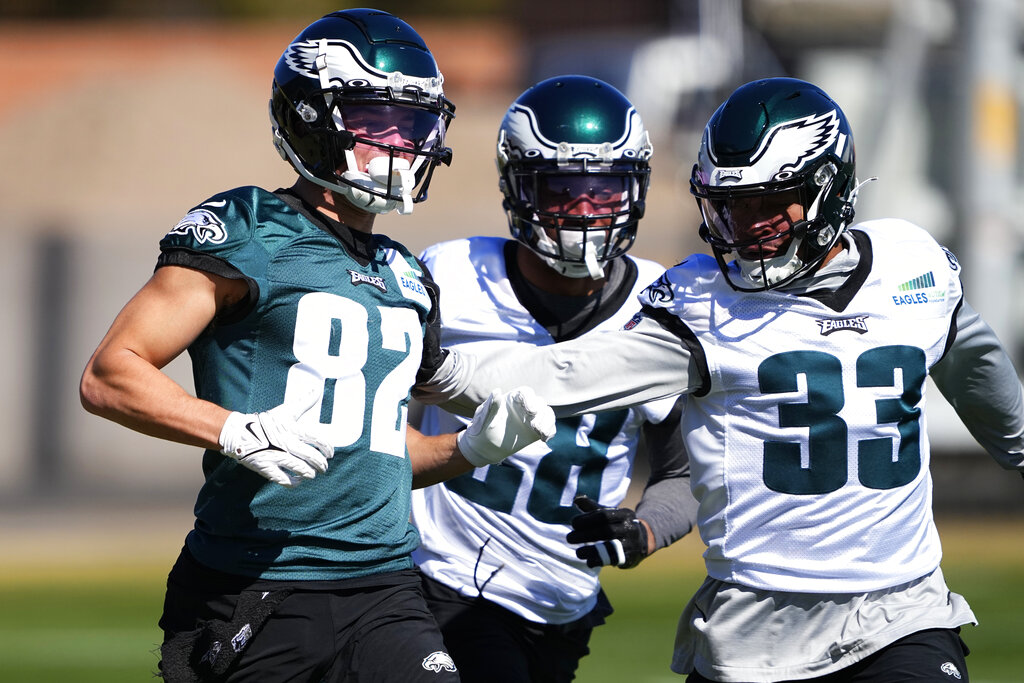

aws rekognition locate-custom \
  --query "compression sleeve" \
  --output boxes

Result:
[413,313,700,417]
[930,300,1024,469]
[636,396,698,550]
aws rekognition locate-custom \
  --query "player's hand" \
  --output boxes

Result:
[567,495,649,569]
[456,387,556,467]
[219,392,334,488]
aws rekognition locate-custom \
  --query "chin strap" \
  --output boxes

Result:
[583,249,604,279]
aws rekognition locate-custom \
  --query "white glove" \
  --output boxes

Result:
[457,387,556,467]
[219,392,334,488]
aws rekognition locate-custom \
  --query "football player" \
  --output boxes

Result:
[417,77,1024,681]
[79,10,553,682]
[410,75,698,683]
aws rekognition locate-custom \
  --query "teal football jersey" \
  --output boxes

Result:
[159,186,433,580]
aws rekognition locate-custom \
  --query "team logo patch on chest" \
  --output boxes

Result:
[348,269,388,292]
[816,316,869,335]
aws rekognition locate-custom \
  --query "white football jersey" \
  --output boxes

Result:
[640,219,963,593]
[412,236,676,624]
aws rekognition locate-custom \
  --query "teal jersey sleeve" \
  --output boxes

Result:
[160,188,264,266]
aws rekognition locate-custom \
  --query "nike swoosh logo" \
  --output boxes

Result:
[202,200,227,208]
[244,421,262,440]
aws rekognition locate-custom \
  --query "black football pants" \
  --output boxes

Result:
[158,548,459,682]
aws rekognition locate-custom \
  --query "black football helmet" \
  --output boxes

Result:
[497,75,652,279]
[691,77,860,291]
[270,9,455,215]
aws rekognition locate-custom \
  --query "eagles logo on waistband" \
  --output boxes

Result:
[816,316,869,336]
[348,270,387,292]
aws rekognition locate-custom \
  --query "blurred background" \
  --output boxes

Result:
[0,1,1022,681]
[1,0,1022,585]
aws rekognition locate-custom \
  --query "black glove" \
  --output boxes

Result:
[416,269,448,384]
[566,495,649,569]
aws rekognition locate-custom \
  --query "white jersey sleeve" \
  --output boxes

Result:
[413,307,701,417]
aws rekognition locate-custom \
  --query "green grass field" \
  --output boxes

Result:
[1,516,1021,682]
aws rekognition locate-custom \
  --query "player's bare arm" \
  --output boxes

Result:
[409,388,557,489]
[407,426,463,488]
[80,265,245,449]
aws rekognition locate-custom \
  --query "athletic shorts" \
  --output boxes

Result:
[685,627,970,683]
[420,573,612,683]
[158,547,459,682]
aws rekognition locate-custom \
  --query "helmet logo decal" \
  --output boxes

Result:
[283,40,319,77]
[506,104,646,161]
[751,110,840,180]
[168,208,227,245]
[284,39,381,80]
[283,39,443,95]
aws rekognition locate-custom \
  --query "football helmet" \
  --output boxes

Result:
[690,77,859,291]
[270,9,455,215]
[497,75,652,279]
